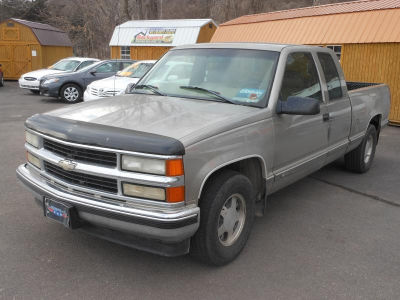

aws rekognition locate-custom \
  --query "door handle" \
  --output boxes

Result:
[323,113,330,122]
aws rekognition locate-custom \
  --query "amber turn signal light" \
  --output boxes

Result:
[166,186,185,203]
[166,159,184,176]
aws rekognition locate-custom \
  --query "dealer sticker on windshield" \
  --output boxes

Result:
[235,88,265,101]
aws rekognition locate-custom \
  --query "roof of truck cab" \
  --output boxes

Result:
[173,42,298,52]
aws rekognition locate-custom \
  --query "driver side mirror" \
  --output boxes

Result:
[125,82,136,94]
[90,70,97,76]
[276,96,320,115]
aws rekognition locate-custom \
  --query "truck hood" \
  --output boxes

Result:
[45,94,262,146]
[22,69,66,79]
[89,76,139,91]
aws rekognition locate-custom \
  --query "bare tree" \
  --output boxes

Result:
[9,0,357,58]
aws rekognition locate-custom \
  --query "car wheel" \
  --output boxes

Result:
[344,124,377,173]
[30,89,39,94]
[0,76,4,87]
[191,170,255,266]
[60,84,82,103]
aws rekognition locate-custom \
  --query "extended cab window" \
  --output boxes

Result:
[317,53,343,100]
[280,52,322,102]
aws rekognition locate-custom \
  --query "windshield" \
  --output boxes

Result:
[118,62,154,78]
[49,59,80,71]
[137,48,279,107]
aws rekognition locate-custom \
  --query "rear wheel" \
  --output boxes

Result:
[60,84,82,103]
[191,170,255,266]
[344,124,377,173]
[30,89,39,94]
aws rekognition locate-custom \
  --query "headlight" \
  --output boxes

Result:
[122,183,165,201]
[122,183,185,202]
[121,155,165,174]
[25,131,40,148]
[121,155,184,176]
[27,152,41,169]
[42,78,59,85]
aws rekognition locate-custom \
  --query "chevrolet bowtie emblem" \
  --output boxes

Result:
[57,159,77,171]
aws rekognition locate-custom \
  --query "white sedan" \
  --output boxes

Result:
[84,60,156,101]
[18,57,99,94]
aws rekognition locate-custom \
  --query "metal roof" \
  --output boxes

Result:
[222,0,400,25]
[109,19,217,47]
[211,0,400,44]
[10,18,72,47]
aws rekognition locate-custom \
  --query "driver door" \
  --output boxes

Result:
[84,62,116,86]
[271,52,329,192]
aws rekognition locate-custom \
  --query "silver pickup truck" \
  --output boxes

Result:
[17,43,390,265]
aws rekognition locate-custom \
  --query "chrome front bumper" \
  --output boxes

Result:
[17,164,200,255]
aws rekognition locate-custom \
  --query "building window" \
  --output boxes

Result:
[327,45,342,60]
[121,46,130,59]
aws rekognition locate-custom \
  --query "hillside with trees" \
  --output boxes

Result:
[0,0,355,58]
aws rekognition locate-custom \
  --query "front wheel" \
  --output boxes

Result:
[60,84,82,103]
[191,170,255,265]
[345,124,377,173]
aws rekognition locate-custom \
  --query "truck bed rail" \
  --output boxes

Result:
[347,81,380,91]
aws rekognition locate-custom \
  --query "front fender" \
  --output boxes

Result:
[183,118,274,205]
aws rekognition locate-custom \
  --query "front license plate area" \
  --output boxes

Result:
[44,198,72,228]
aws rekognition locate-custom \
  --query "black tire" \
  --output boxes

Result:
[345,124,377,173]
[60,83,82,103]
[30,89,40,94]
[0,76,4,87]
[191,170,255,266]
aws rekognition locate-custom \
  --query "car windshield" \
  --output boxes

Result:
[49,59,81,71]
[118,62,154,78]
[137,48,279,107]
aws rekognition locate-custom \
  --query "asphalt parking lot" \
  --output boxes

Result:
[1,81,399,299]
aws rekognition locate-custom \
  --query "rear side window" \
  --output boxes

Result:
[317,53,343,100]
[96,62,116,73]
[280,52,322,102]
[76,60,96,70]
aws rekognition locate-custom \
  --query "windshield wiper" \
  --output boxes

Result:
[133,84,165,96]
[179,86,235,104]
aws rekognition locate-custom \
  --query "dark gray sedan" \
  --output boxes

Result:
[39,59,135,103]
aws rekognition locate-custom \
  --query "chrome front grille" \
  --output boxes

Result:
[89,87,99,96]
[90,87,117,97]
[25,130,184,208]
[43,139,117,167]
[44,161,118,193]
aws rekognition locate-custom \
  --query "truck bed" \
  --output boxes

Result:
[347,82,391,138]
